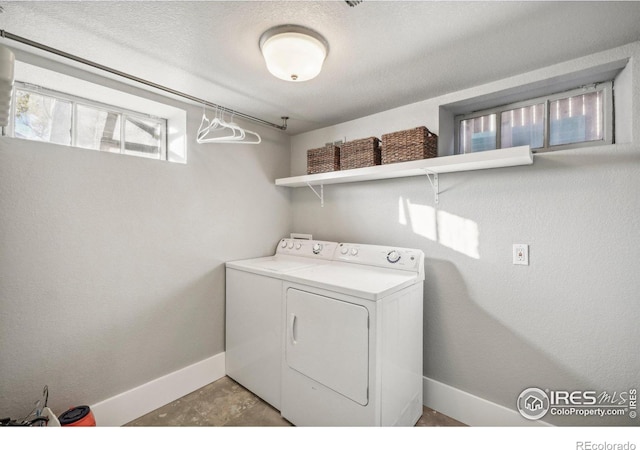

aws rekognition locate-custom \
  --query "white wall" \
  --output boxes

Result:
[290,42,640,426]
[0,59,292,418]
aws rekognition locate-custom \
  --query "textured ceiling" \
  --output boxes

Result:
[2,1,640,134]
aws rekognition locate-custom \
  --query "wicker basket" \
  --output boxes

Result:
[381,126,438,164]
[307,144,340,174]
[340,137,381,170]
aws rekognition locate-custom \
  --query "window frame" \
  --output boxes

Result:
[10,81,168,160]
[454,81,614,154]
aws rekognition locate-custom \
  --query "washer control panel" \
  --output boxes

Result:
[335,243,423,273]
[277,239,338,260]
[274,238,423,275]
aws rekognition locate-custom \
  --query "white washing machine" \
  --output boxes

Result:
[225,238,338,409]
[280,243,424,426]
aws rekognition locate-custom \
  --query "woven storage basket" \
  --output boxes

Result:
[340,137,381,170]
[307,144,340,174]
[381,126,438,164]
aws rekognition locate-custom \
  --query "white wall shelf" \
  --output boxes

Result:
[276,146,533,205]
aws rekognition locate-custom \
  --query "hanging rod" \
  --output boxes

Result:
[0,29,288,131]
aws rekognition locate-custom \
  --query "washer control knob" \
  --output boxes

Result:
[288,242,294,249]
[280,240,288,248]
[351,248,359,256]
[340,247,348,255]
[387,250,401,263]
[295,242,302,250]
[312,243,323,254]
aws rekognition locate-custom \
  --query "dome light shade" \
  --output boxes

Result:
[259,25,328,82]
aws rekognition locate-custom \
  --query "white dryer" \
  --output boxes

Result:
[225,238,338,409]
[280,243,424,426]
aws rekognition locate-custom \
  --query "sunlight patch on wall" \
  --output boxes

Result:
[399,197,480,259]
[398,197,408,226]
[436,210,480,259]
[400,197,437,241]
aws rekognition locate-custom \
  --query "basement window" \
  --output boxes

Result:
[455,82,613,153]
[13,82,167,160]
[8,60,187,163]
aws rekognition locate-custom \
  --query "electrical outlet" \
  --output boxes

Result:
[513,244,529,265]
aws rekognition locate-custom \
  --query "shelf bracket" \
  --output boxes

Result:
[423,169,439,204]
[306,182,324,207]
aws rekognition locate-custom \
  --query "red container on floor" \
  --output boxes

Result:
[58,405,96,426]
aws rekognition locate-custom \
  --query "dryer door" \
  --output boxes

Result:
[285,288,369,405]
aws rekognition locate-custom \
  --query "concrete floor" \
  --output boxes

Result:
[126,376,465,427]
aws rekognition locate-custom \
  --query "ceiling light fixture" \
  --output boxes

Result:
[259,25,328,82]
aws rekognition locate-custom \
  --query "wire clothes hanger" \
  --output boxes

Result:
[197,105,261,145]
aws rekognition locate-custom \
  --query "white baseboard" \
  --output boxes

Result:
[423,376,552,427]
[91,360,552,427]
[91,352,226,426]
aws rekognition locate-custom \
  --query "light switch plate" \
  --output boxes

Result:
[513,244,529,265]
